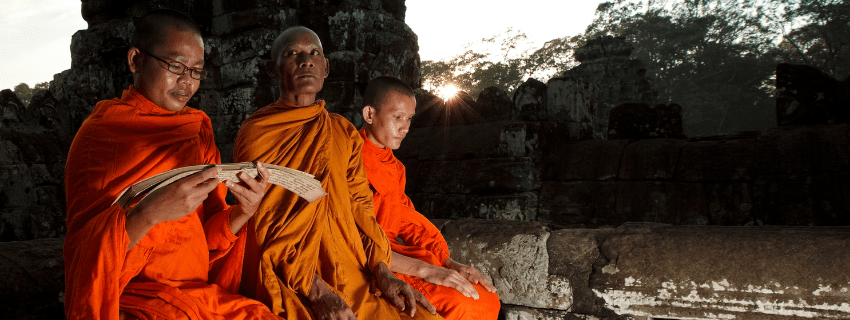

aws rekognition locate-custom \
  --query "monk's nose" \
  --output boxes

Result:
[297,54,314,68]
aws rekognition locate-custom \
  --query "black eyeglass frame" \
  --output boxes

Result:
[139,49,209,80]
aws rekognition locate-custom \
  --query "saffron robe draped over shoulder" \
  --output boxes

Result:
[233,99,443,320]
[358,128,501,320]
[64,86,279,320]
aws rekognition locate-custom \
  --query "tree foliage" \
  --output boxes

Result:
[420,0,849,136]
[12,82,49,105]
[421,28,579,99]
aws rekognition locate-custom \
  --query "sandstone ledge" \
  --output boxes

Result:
[4,222,850,319]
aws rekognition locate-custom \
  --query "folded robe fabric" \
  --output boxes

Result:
[233,98,443,320]
[358,128,501,320]
[63,86,278,320]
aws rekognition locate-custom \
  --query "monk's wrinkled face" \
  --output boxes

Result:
[364,90,416,150]
[270,29,329,99]
[129,25,204,112]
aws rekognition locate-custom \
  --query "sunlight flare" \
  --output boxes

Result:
[435,84,459,102]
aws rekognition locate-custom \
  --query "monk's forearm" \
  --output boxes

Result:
[389,252,430,278]
[228,206,251,235]
[124,207,157,251]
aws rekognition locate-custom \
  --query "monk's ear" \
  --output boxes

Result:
[266,60,279,79]
[362,105,376,125]
[323,58,330,78]
[127,47,143,73]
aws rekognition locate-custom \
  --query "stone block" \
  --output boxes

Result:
[776,63,850,126]
[0,206,66,242]
[539,181,618,227]
[2,132,70,164]
[211,7,296,36]
[615,182,708,225]
[441,220,571,310]
[317,80,360,124]
[592,224,850,319]
[0,140,24,165]
[410,192,538,221]
[502,305,596,320]
[541,139,628,182]
[475,86,513,122]
[607,103,684,139]
[395,121,528,161]
[513,78,547,121]
[619,139,685,181]
[546,77,596,123]
[547,228,617,316]
[704,183,753,226]
[405,157,536,194]
[27,90,72,136]
[69,19,133,68]
[208,29,279,65]
[220,57,267,89]
[210,113,250,149]
[0,238,64,319]
[201,85,275,118]
[753,173,846,226]
[755,124,850,174]
[676,138,756,182]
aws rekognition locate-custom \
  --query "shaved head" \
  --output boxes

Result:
[270,26,323,64]
[364,76,415,112]
[132,9,201,52]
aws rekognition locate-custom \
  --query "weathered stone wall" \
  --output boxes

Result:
[399,120,850,228]
[7,221,850,320]
[0,90,69,241]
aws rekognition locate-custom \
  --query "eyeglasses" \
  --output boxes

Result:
[139,49,209,80]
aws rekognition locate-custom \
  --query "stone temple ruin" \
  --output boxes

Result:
[2,0,850,319]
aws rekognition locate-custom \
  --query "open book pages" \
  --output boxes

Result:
[112,162,327,208]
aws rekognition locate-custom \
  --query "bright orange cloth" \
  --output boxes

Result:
[233,99,443,320]
[64,86,280,320]
[358,128,501,320]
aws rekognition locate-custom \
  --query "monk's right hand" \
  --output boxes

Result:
[420,263,480,300]
[129,166,222,225]
[307,273,357,320]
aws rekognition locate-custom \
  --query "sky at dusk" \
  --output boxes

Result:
[0,0,605,91]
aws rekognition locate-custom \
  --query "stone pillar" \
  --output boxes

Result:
[563,36,657,139]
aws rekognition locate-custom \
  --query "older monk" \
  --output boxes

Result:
[233,26,442,320]
[63,9,279,320]
[358,76,500,320]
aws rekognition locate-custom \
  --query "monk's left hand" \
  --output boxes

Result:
[371,262,437,317]
[445,257,497,293]
[226,162,270,234]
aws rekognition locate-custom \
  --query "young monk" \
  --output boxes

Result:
[63,9,280,320]
[233,26,443,320]
[358,76,501,320]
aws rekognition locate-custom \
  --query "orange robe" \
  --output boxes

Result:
[233,99,443,320]
[64,86,279,320]
[358,128,501,320]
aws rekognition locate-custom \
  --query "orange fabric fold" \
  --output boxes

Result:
[359,128,501,320]
[64,86,279,320]
[234,99,442,320]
